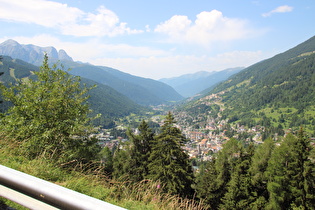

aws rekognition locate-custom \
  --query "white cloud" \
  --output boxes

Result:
[60,6,143,37]
[155,15,191,37]
[0,0,141,37]
[0,0,83,27]
[262,5,293,17]
[154,10,253,45]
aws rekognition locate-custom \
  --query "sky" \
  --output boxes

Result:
[0,0,314,79]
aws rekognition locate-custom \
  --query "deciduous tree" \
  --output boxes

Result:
[0,54,100,163]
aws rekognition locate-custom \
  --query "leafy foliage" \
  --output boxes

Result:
[0,56,145,127]
[0,54,100,162]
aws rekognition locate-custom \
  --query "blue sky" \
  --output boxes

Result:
[0,0,314,79]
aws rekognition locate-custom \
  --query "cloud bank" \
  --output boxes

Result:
[0,0,142,36]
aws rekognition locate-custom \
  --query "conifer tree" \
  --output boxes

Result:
[125,120,155,181]
[112,120,155,181]
[215,138,242,200]
[220,142,254,209]
[99,146,114,177]
[249,138,274,208]
[291,128,315,209]
[196,138,249,209]
[147,112,194,197]
[266,135,292,209]
[196,160,221,209]
[112,145,132,179]
[266,129,315,209]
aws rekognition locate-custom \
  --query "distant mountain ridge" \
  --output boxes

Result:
[0,56,143,128]
[0,39,183,105]
[0,39,73,65]
[160,67,244,97]
[160,71,215,88]
[67,64,184,105]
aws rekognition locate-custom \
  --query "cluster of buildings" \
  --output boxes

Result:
[173,92,267,161]
[178,120,267,161]
[90,130,123,150]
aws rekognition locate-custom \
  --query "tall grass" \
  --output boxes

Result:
[0,138,208,209]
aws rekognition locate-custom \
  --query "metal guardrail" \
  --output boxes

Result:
[0,164,126,210]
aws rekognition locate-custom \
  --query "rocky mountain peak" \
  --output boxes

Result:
[0,39,73,65]
[58,49,73,61]
[0,39,20,47]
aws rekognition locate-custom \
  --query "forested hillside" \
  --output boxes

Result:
[0,56,144,128]
[69,64,183,105]
[179,35,315,136]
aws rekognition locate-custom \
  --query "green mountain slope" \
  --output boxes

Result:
[0,56,144,127]
[180,35,315,135]
[98,66,184,103]
[212,35,315,133]
[68,63,181,105]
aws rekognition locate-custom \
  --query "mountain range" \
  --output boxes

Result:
[0,39,73,65]
[0,39,244,104]
[159,67,244,97]
[0,39,183,105]
[3,34,313,134]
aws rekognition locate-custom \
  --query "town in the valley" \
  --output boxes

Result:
[92,92,270,162]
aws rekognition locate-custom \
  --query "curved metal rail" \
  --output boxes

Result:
[0,164,126,210]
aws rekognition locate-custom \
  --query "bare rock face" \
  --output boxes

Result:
[58,49,73,62]
[0,39,73,65]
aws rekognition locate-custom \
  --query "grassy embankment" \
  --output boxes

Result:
[0,138,207,210]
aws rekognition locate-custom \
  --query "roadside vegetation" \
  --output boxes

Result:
[0,141,206,209]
